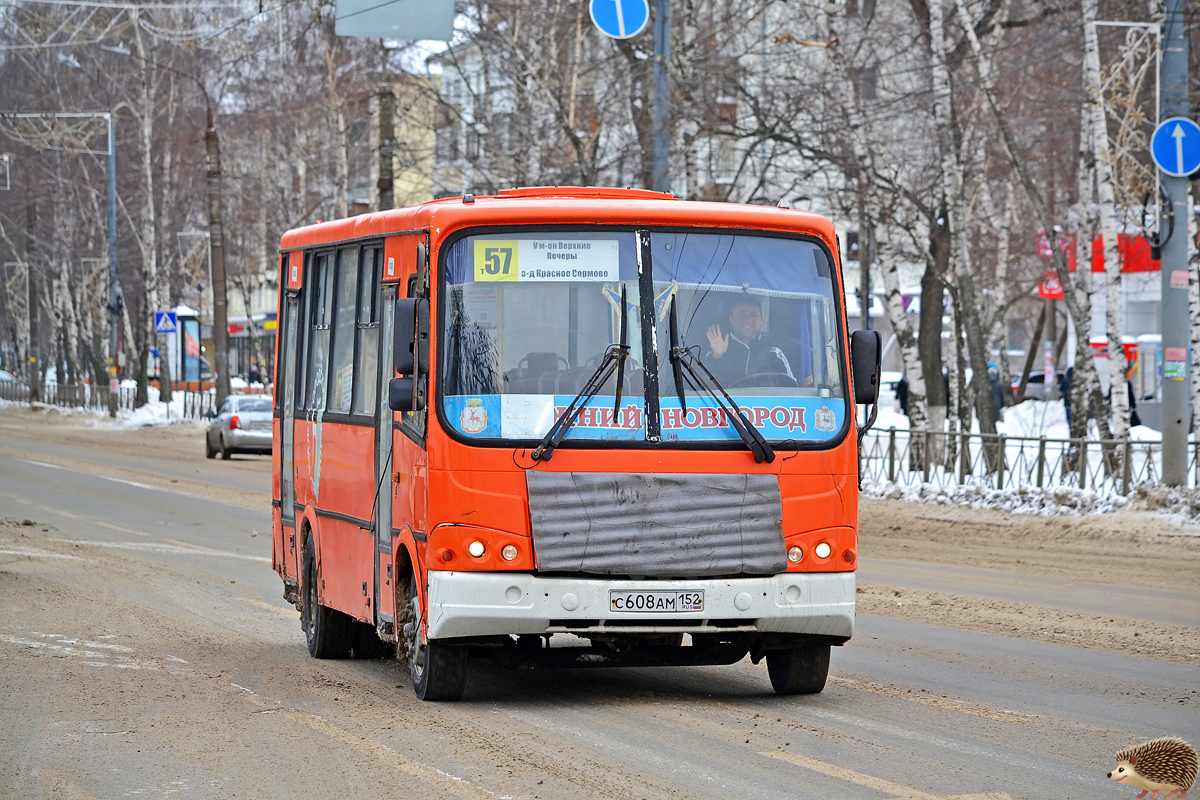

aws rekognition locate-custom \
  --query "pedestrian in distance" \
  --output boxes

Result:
[1059,366,1074,427]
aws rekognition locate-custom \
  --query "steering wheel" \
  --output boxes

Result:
[730,372,799,389]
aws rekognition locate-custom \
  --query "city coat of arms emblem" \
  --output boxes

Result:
[460,398,488,434]
[813,405,837,432]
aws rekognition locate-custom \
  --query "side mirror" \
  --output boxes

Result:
[388,376,427,413]
[850,329,882,405]
[393,298,429,377]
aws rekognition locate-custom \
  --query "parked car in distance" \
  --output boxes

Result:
[0,369,15,382]
[1012,371,1064,402]
[205,394,273,459]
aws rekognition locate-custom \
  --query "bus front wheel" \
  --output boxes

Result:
[766,643,830,695]
[399,570,467,701]
[301,536,351,659]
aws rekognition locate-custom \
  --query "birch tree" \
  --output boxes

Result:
[1082,0,1130,441]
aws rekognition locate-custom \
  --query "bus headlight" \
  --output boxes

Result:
[787,546,804,563]
[501,544,518,561]
[814,542,832,559]
[468,541,486,558]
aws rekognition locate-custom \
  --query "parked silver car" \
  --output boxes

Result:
[205,394,273,459]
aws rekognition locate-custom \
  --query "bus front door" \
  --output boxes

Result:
[374,283,397,633]
[280,293,300,582]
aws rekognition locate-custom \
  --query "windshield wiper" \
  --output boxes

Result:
[667,298,775,464]
[532,286,631,462]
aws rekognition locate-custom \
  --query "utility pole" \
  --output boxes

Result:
[652,0,671,194]
[205,102,231,406]
[106,113,119,416]
[24,199,39,405]
[377,42,395,211]
[1160,0,1189,485]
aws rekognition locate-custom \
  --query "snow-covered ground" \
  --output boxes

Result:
[863,480,1129,516]
[0,386,208,430]
[874,398,1166,442]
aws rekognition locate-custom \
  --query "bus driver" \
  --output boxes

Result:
[704,296,795,386]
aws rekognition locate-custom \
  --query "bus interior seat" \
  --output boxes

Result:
[505,351,565,394]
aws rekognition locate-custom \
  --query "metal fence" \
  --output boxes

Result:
[0,380,135,411]
[181,390,215,420]
[1,380,219,421]
[861,427,1195,497]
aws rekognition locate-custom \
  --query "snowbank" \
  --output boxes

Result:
[863,480,1129,516]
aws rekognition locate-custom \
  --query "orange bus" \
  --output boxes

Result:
[272,187,881,701]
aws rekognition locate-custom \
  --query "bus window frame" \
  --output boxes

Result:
[325,244,362,417]
[352,245,384,418]
[433,223,852,454]
[303,249,337,414]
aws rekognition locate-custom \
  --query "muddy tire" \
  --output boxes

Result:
[766,643,830,695]
[411,639,468,701]
[205,435,216,459]
[301,536,350,659]
[398,566,467,701]
[220,436,232,460]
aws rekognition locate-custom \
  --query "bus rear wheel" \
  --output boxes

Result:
[766,643,830,695]
[399,569,467,701]
[301,536,350,659]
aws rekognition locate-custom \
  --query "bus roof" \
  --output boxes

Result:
[278,187,837,253]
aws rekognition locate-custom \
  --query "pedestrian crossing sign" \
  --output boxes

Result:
[155,311,177,334]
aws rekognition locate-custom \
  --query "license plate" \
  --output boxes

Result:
[609,589,704,613]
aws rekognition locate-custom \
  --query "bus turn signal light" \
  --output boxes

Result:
[440,549,454,563]
[501,544,518,561]
[468,541,486,558]
[843,549,856,563]
[814,542,832,559]
[787,546,803,563]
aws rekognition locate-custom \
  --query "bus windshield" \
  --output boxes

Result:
[439,228,846,445]
[650,232,845,443]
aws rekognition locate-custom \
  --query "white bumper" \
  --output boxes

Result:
[426,571,855,640]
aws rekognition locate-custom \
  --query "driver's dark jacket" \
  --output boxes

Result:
[705,333,794,386]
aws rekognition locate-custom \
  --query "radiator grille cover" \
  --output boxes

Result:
[526,472,786,577]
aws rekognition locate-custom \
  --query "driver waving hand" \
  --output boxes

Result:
[705,296,794,386]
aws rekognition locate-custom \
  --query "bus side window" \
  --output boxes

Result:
[328,246,359,413]
[353,247,382,415]
[294,251,311,412]
[306,252,333,411]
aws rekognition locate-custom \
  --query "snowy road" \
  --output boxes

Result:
[0,411,1196,799]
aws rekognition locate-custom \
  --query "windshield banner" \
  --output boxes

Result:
[443,394,845,442]
[472,238,621,283]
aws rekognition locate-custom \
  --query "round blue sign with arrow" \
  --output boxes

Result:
[1151,117,1200,177]
[589,0,649,39]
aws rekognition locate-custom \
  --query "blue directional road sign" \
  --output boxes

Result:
[589,0,650,40]
[154,311,177,334]
[1151,117,1200,177]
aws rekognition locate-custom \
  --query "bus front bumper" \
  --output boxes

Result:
[425,571,855,640]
